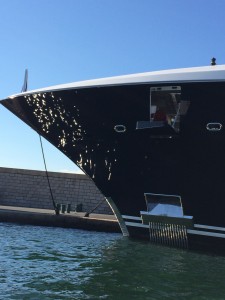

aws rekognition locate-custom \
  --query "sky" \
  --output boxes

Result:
[0,0,225,173]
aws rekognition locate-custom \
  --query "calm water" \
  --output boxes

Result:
[0,223,225,300]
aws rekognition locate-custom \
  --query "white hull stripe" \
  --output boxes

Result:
[125,223,225,239]
[194,224,225,232]
[125,221,149,229]
[123,215,225,238]
[122,215,142,221]
[187,229,225,239]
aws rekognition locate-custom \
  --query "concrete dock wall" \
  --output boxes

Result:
[0,167,112,214]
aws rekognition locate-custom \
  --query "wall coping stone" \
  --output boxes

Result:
[0,167,89,180]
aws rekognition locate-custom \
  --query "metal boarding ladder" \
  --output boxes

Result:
[141,193,193,249]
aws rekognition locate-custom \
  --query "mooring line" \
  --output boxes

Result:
[39,135,58,214]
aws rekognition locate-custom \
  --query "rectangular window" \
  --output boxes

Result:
[150,86,190,133]
[136,86,190,134]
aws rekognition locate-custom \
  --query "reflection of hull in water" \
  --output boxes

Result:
[2,65,225,253]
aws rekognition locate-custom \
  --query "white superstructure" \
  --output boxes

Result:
[10,64,225,98]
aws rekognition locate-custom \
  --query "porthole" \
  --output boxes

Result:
[114,125,126,133]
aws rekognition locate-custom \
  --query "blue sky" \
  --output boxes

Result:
[1,0,225,173]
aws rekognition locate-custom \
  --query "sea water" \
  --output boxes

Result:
[0,222,225,300]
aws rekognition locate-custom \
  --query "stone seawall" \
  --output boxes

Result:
[0,167,112,214]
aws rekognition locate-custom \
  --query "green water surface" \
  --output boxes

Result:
[0,223,224,300]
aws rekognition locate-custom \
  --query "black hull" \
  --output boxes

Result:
[2,81,225,253]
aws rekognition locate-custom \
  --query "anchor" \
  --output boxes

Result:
[141,193,193,249]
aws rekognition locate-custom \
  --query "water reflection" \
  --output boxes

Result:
[24,91,117,182]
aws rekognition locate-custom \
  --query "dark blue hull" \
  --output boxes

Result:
[2,81,225,253]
